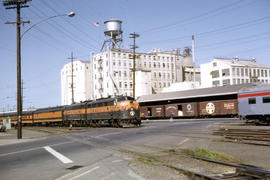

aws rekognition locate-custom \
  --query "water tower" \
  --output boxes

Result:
[100,20,123,51]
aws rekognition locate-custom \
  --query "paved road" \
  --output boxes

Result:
[0,119,235,180]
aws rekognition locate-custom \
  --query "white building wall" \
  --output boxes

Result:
[200,58,270,88]
[135,70,152,97]
[200,62,212,88]
[61,61,91,105]
[91,49,191,99]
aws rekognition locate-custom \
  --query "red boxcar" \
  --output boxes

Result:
[140,105,165,118]
[199,100,238,116]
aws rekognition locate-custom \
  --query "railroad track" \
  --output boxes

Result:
[213,128,270,146]
[168,152,270,180]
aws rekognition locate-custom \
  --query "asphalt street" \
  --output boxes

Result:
[0,119,234,180]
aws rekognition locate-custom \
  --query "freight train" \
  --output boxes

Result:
[139,99,238,119]
[0,96,141,127]
[138,84,270,124]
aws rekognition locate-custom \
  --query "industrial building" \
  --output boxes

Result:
[200,57,270,88]
[61,60,91,105]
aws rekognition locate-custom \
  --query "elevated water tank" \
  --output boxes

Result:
[104,20,122,37]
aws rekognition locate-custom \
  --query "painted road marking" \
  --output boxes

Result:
[95,132,122,138]
[112,159,123,163]
[177,138,189,146]
[69,166,100,180]
[44,146,73,164]
[0,141,72,157]
[206,125,212,128]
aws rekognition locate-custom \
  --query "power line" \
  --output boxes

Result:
[40,1,100,47]
[28,3,98,51]
[140,15,270,45]
[139,0,246,34]
[197,31,270,50]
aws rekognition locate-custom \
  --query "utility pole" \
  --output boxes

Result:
[68,52,76,104]
[3,0,31,139]
[129,32,139,99]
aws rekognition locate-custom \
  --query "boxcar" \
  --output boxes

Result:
[199,100,238,116]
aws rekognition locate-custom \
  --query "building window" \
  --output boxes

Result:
[124,71,127,77]
[149,62,151,68]
[213,62,217,67]
[232,68,235,76]
[261,70,264,77]
[257,69,260,77]
[212,70,219,78]
[236,68,240,76]
[265,70,268,77]
[222,79,230,86]
[241,68,244,76]
[245,69,248,76]
[233,79,236,84]
[119,82,122,88]
[212,80,220,87]
[163,63,165,68]
[222,69,230,76]
[248,98,256,104]
[263,97,270,103]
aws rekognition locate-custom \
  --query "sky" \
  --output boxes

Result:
[0,0,269,111]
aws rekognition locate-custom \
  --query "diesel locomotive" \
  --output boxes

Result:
[0,96,141,127]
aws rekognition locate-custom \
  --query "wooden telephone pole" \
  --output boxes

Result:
[3,0,31,139]
[129,32,139,99]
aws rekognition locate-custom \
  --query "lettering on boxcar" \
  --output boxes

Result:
[224,103,234,110]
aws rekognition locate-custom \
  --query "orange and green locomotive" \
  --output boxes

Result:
[0,96,141,127]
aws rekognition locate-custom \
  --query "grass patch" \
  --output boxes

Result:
[181,147,237,162]
[137,157,158,166]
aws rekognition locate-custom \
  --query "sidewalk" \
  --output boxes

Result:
[0,128,50,146]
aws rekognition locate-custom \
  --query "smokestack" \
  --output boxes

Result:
[192,35,195,82]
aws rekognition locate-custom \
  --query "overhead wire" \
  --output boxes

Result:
[139,0,247,34]
[39,0,100,47]
[28,2,98,51]
[139,15,270,45]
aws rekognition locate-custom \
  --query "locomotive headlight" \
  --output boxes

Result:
[130,110,135,116]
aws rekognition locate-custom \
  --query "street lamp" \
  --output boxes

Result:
[21,12,75,39]
[3,8,75,139]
